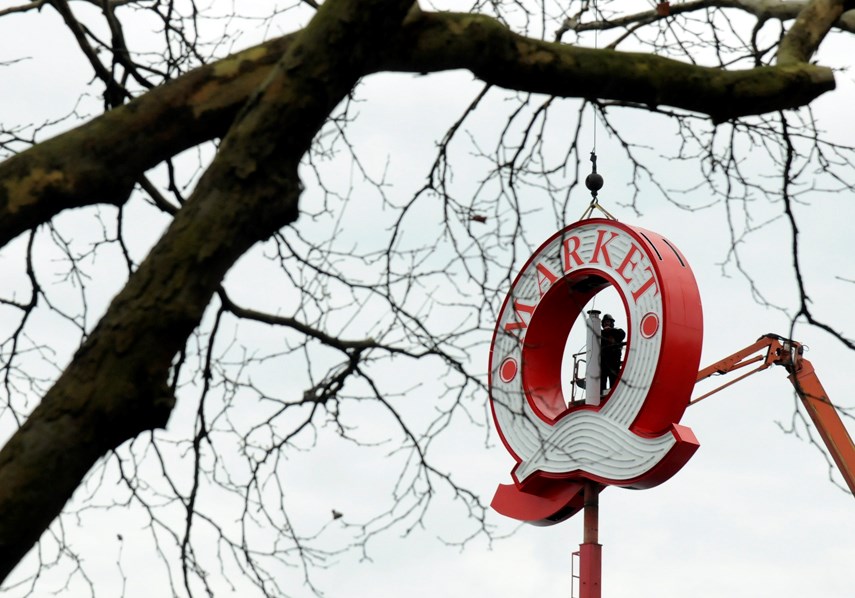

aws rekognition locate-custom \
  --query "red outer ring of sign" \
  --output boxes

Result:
[627,223,703,436]
[488,218,703,469]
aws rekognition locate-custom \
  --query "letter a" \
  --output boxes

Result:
[535,262,558,297]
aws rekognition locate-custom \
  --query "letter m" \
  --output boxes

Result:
[504,300,536,333]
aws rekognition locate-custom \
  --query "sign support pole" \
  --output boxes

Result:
[585,310,602,406]
[579,481,602,598]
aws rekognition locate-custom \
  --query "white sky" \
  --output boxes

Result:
[1,2,853,597]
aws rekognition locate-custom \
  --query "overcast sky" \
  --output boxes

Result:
[1,2,853,597]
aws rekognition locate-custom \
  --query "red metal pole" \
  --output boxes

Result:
[579,482,602,598]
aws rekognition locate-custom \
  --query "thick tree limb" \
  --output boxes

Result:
[384,12,834,122]
[0,33,295,248]
[0,0,415,580]
[778,0,850,64]
[0,9,836,250]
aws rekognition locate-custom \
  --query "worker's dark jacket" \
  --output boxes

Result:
[601,327,626,372]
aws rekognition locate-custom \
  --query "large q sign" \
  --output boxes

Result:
[489,219,703,525]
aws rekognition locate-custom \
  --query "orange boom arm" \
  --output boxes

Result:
[694,334,855,495]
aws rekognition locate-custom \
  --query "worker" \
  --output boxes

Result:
[600,314,626,394]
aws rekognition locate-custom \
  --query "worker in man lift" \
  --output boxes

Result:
[600,314,626,394]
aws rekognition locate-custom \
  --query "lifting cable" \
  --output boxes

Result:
[579,0,616,223]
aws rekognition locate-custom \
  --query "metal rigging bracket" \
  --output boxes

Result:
[580,150,616,221]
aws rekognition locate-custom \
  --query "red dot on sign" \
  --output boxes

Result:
[500,357,518,383]
[641,313,660,339]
